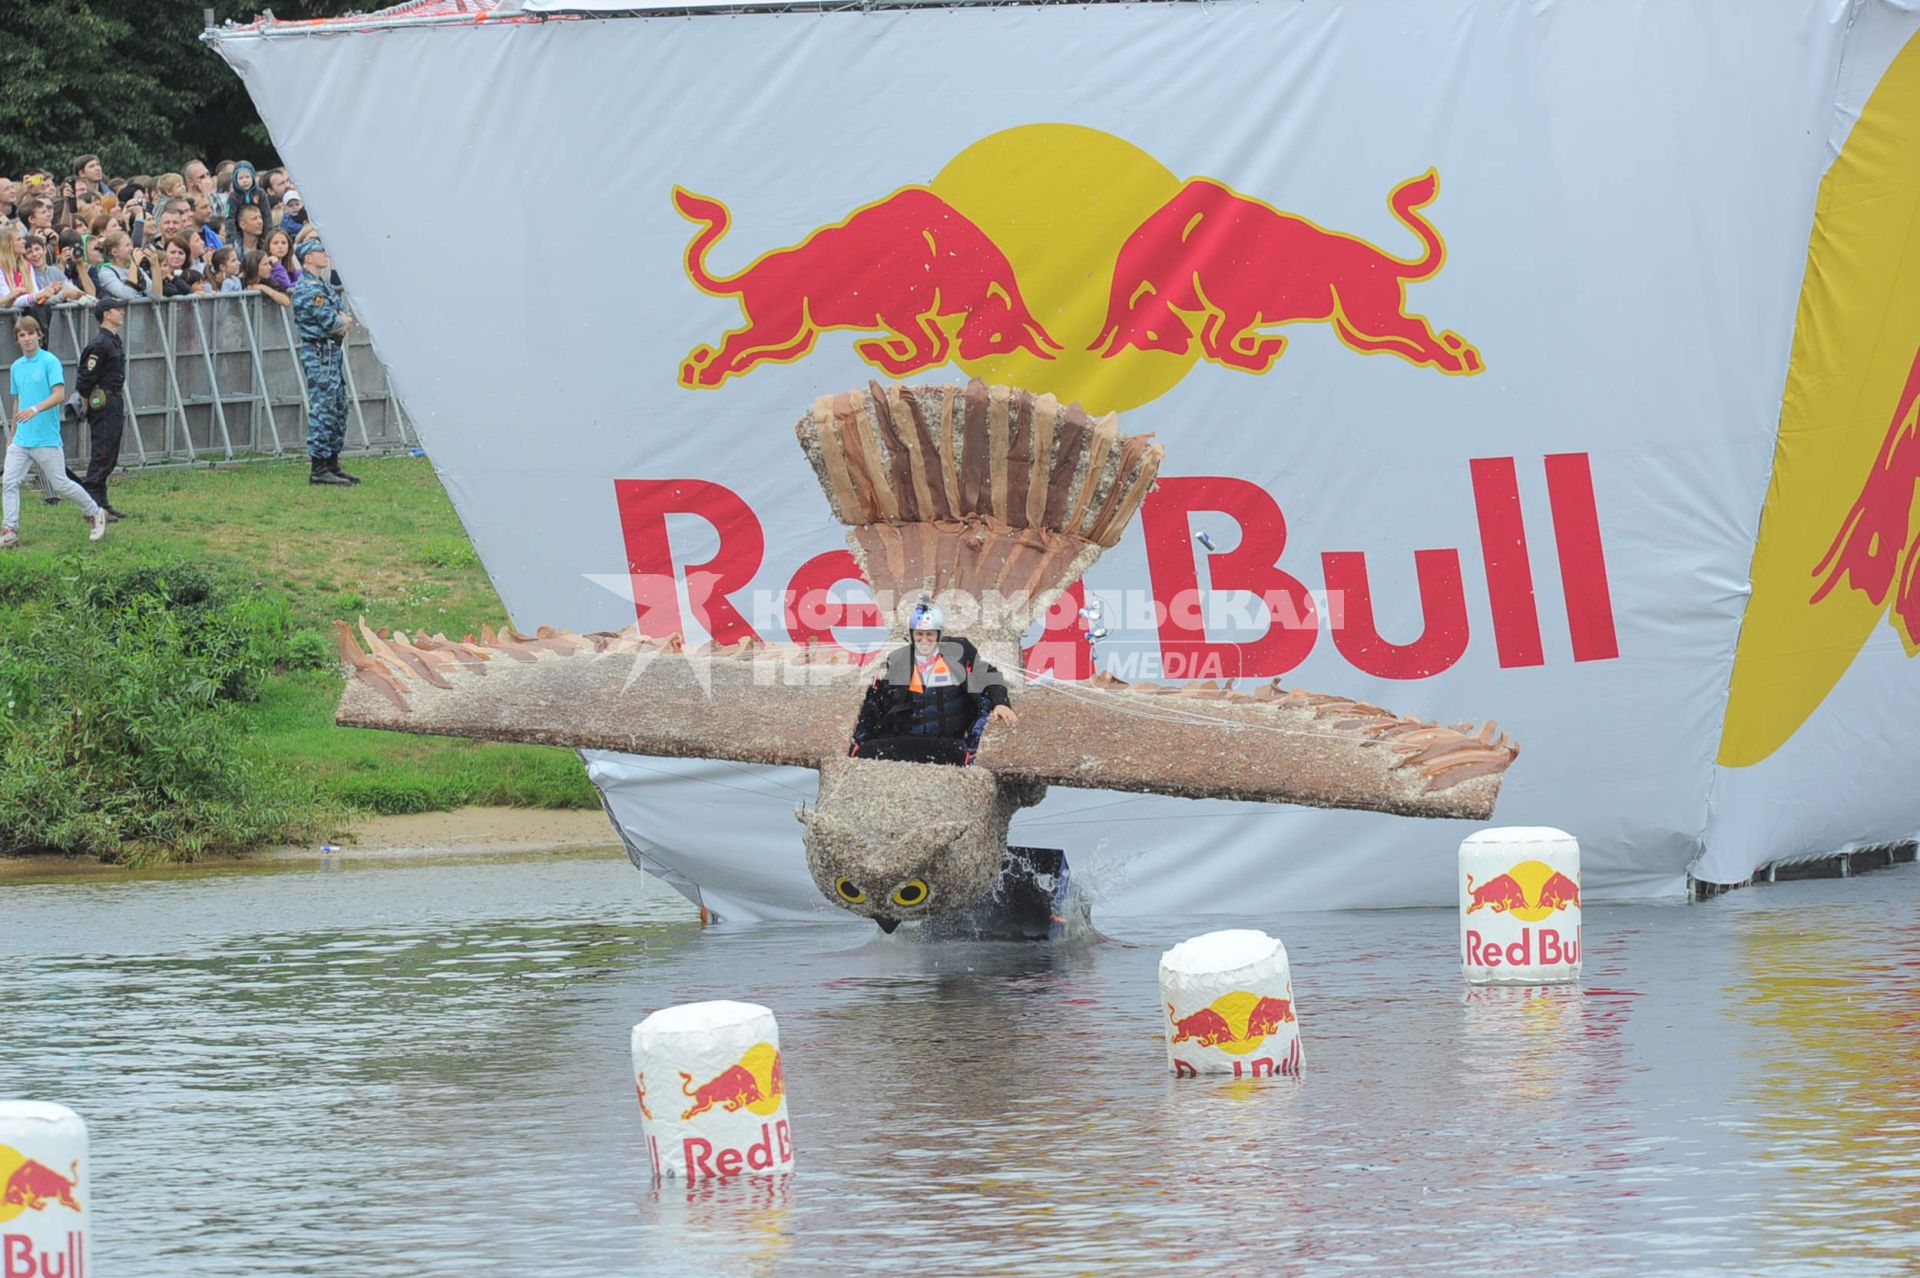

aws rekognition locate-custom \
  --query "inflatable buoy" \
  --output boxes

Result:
[0,1102,88,1277]
[631,1001,794,1181]
[1160,929,1302,1078]
[1460,827,1583,985]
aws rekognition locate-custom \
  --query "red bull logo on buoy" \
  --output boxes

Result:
[1460,855,1582,979]
[653,1042,794,1180]
[0,1144,85,1278]
[1167,989,1303,1078]
[678,1042,785,1120]
[1464,861,1582,919]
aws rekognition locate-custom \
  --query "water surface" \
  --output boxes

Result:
[4,848,1917,1275]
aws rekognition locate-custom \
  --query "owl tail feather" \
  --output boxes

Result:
[795,379,1163,648]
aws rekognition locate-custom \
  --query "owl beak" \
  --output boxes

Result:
[874,916,900,934]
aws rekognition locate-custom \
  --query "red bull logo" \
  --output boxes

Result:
[0,1145,84,1278]
[1464,864,1581,916]
[650,1042,794,1180]
[1723,336,1920,765]
[1462,859,1582,971]
[1718,31,1920,768]
[1166,989,1302,1077]
[674,124,1478,412]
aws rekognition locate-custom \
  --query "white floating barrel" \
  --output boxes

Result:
[0,1102,88,1278]
[1160,929,1303,1077]
[1460,826,1583,985]
[632,1000,794,1181]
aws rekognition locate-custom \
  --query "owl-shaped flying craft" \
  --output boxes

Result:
[336,381,1518,929]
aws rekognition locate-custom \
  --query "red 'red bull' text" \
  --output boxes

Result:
[613,453,1618,680]
[1464,926,1580,968]
[1172,1036,1304,1079]
[677,1121,794,1179]
[2,1231,85,1278]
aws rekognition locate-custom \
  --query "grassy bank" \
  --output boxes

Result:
[1,455,596,860]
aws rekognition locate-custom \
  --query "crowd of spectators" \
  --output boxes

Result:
[0,155,318,327]
[2,154,362,531]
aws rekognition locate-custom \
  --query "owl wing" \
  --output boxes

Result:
[977,675,1518,821]
[332,620,864,768]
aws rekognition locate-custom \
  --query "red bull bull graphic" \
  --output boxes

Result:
[673,125,1479,414]
[1459,829,1583,985]
[0,1142,85,1278]
[674,185,1061,389]
[679,1060,772,1120]
[1091,170,1481,377]
[0,1162,78,1217]
[1165,989,1303,1078]
[1464,869,1581,915]
[1809,343,1920,652]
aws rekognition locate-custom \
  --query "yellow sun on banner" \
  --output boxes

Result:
[930,124,1196,414]
[1719,30,1920,767]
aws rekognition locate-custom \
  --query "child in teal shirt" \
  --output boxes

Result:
[4,314,106,546]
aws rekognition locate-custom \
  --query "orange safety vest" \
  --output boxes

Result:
[908,654,957,692]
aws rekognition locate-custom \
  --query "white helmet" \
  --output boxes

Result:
[909,599,945,632]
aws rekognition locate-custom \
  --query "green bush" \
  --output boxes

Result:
[0,556,331,861]
[284,627,339,672]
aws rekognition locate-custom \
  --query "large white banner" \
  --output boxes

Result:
[214,0,1920,917]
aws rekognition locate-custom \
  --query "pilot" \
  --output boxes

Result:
[850,600,1018,765]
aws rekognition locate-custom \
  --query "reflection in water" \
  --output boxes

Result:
[5,852,1920,1274]
[1733,898,1920,1268]
[646,1174,794,1276]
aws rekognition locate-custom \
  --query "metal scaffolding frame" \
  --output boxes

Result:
[0,293,418,469]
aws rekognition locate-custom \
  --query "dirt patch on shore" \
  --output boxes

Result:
[314,807,625,858]
[0,807,626,879]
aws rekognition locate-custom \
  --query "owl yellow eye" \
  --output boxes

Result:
[890,879,930,908]
[835,878,866,904]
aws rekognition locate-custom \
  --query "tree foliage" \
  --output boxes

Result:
[1,0,368,180]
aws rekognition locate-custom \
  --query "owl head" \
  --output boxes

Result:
[796,757,1006,931]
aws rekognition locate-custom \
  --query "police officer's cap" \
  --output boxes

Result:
[294,238,326,263]
[93,295,129,314]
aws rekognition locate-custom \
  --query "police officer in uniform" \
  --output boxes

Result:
[73,295,130,519]
[290,239,357,487]
[850,600,1019,765]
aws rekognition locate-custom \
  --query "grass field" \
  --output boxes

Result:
[6,454,597,825]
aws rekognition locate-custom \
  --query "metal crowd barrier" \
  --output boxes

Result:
[0,292,417,468]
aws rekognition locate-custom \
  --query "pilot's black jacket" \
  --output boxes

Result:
[850,637,1010,763]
